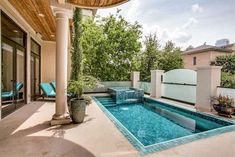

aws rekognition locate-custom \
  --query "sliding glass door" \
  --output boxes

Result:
[31,39,41,100]
[1,12,26,118]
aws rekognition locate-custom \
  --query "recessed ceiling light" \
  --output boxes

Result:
[38,13,45,17]
[51,34,55,37]
[13,30,19,33]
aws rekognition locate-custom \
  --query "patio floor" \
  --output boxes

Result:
[0,95,235,157]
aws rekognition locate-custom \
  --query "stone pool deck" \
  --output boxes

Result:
[0,94,235,157]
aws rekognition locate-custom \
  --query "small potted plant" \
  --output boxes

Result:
[68,76,98,123]
[211,95,235,118]
[68,8,98,123]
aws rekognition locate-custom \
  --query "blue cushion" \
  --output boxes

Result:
[50,81,56,90]
[16,82,23,91]
[1,82,23,98]
[40,83,56,97]
[1,91,13,98]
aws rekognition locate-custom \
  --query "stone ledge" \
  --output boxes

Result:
[50,117,72,126]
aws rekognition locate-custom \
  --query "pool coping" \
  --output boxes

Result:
[92,96,235,155]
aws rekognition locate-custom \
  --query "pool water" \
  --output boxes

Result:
[95,96,234,149]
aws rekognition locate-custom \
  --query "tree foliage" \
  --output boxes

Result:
[140,37,183,81]
[155,41,183,72]
[80,13,183,82]
[71,8,83,81]
[140,33,161,81]
[212,53,235,88]
[69,8,98,98]
[81,14,142,81]
[212,53,235,74]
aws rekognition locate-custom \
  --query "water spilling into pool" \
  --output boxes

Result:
[108,87,144,104]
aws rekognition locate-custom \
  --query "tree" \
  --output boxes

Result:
[140,37,184,81]
[71,8,83,81]
[140,33,161,81]
[155,41,183,72]
[212,53,235,88]
[211,53,235,74]
[81,13,142,81]
[69,8,98,98]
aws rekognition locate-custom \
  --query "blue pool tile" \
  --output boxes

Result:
[93,96,235,155]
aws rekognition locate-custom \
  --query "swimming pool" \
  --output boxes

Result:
[93,96,235,155]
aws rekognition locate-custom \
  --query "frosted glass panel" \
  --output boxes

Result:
[84,81,132,93]
[162,84,196,104]
[139,82,151,94]
[162,69,197,104]
[163,69,197,84]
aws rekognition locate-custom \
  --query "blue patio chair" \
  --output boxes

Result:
[1,82,24,99]
[50,81,56,91]
[50,81,73,98]
[40,83,56,98]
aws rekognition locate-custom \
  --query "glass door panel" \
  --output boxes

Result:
[30,56,35,100]
[30,39,41,101]
[35,58,40,96]
[1,11,27,118]
[1,43,15,117]
[16,49,25,103]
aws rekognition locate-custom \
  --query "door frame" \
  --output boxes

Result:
[1,36,27,104]
[30,38,41,100]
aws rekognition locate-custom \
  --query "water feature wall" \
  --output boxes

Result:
[108,87,144,104]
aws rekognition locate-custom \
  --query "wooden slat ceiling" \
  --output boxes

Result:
[8,0,129,41]
[9,0,56,41]
[66,0,129,8]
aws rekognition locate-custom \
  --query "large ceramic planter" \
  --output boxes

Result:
[70,98,86,123]
[213,104,235,118]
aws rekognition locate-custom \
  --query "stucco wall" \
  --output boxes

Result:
[41,41,56,83]
[183,51,211,70]
[41,41,72,83]
[183,51,230,70]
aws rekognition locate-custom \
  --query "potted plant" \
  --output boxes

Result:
[211,95,235,118]
[68,76,98,123]
[68,8,98,123]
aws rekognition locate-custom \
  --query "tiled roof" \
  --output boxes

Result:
[183,44,233,55]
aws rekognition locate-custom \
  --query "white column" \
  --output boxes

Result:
[51,7,72,125]
[151,70,164,98]
[195,66,222,112]
[131,71,140,88]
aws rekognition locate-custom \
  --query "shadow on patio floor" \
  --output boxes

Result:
[0,101,95,157]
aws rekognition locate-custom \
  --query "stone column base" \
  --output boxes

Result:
[195,106,212,112]
[51,114,72,126]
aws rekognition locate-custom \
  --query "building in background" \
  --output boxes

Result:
[183,40,235,70]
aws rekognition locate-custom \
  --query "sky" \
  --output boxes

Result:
[97,0,235,49]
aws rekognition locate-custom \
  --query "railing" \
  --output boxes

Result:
[139,81,151,94]
[161,69,197,104]
[161,82,196,104]
[217,86,235,101]
[84,81,132,93]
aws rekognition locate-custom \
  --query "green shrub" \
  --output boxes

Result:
[221,72,235,88]
[212,53,235,88]
[212,53,235,74]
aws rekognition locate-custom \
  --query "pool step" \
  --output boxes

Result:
[96,97,117,107]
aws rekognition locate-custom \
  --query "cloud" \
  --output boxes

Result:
[191,4,203,13]
[126,0,141,21]
[172,31,192,43]
[143,24,192,44]
[183,17,198,29]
